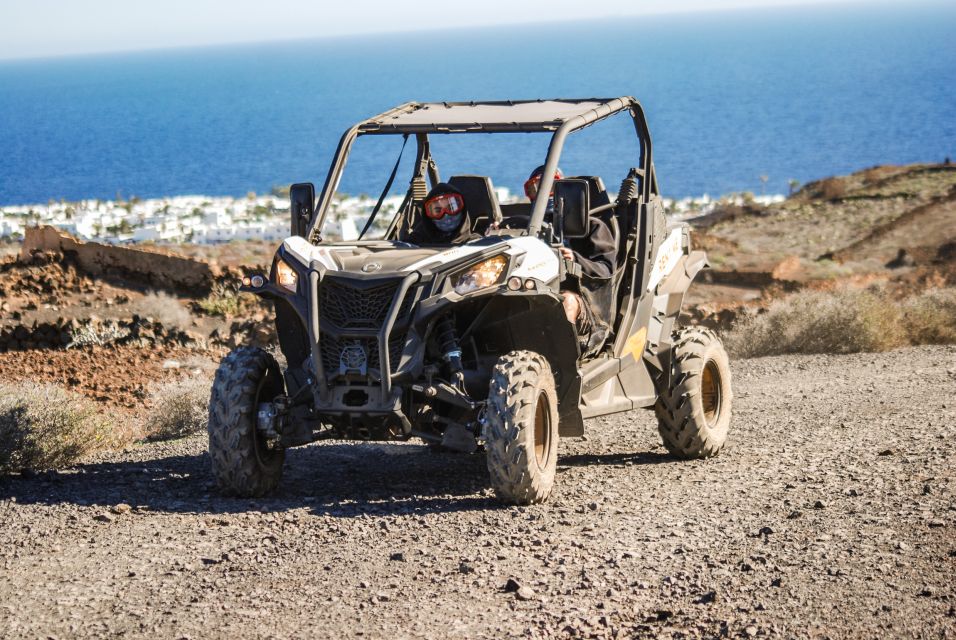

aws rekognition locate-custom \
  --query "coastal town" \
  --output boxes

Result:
[0,188,784,245]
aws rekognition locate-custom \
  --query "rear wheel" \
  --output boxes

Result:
[208,347,286,497]
[655,327,732,458]
[485,350,559,504]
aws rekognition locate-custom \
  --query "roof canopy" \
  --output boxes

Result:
[357,98,633,134]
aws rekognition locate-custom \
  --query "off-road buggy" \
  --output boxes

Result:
[208,97,733,504]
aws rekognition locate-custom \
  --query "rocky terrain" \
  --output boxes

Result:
[0,163,954,638]
[1,346,954,638]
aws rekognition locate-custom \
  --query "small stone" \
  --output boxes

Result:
[588,502,598,511]
[389,552,405,562]
[759,526,774,536]
[458,562,474,574]
[695,591,717,604]
[787,510,802,519]
[813,500,826,509]
[928,520,945,528]
[504,578,521,593]
[516,586,535,601]
[770,577,783,587]
[111,503,132,515]
[745,625,758,637]
[878,449,894,456]
[94,513,114,523]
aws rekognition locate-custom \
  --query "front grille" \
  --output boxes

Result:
[320,279,400,329]
[316,277,414,376]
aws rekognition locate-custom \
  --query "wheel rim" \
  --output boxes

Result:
[701,359,722,427]
[533,391,551,468]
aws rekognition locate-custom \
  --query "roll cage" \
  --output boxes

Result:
[306,97,660,242]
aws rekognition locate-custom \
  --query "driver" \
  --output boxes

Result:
[525,165,617,349]
[402,183,478,246]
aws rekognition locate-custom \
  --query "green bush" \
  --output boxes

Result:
[0,383,115,472]
[143,375,211,441]
[196,282,243,318]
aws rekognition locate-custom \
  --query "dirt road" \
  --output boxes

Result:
[1,346,954,639]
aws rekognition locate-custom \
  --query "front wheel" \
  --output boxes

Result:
[655,327,733,459]
[208,347,286,497]
[485,350,559,505]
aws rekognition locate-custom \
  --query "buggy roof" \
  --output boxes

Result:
[357,98,634,134]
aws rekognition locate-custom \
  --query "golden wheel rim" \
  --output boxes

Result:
[701,360,722,427]
[533,392,550,467]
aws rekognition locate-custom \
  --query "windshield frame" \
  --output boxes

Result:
[307,97,655,243]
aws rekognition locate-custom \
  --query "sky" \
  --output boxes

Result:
[0,0,901,61]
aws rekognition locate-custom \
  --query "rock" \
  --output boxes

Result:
[111,503,132,515]
[787,510,802,519]
[695,591,717,604]
[813,500,826,509]
[745,625,758,637]
[389,552,405,562]
[504,578,521,593]
[94,513,114,523]
[878,449,894,456]
[516,586,535,601]
[458,562,474,574]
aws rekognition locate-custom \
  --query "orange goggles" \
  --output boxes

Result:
[424,192,465,220]
[523,171,563,200]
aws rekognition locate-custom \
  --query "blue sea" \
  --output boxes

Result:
[0,2,954,205]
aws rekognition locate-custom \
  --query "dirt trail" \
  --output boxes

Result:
[1,346,954,639]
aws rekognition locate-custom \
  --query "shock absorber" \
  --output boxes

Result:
[435,315,464,386]
[617,170,638,204]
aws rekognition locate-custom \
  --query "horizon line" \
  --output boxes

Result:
[0,0,911,64]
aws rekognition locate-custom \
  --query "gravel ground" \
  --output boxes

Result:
[1,345,954,639]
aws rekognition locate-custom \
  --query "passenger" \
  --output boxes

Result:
[403,183,478,246]
[525,165,617,349]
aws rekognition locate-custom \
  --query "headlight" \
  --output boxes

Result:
[275,258,298,292]
[453,255,508,295]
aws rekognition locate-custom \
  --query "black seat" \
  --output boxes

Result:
[448,175,503,234]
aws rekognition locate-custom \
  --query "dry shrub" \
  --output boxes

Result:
[134,291,193,330]
[144,375,211,440]
[901,288,956,344]
[724,288,906,358]
[819,177,848,200]
[0,382,115,472]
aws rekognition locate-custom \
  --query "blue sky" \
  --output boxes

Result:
[0,0,906,60]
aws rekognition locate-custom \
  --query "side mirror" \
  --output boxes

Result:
[553,179,590,239]
[289,183,315,237]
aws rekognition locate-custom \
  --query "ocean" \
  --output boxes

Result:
[0,2,954,205]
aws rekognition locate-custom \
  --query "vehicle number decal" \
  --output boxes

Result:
[646,229,683,292]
